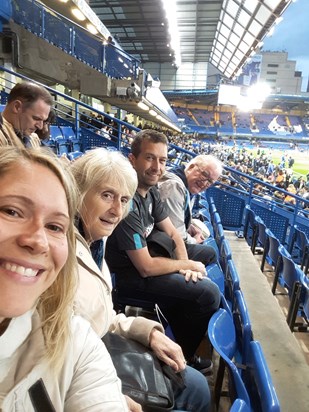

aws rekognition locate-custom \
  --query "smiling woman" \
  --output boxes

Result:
[70,149,212,412]
[0,147,128,411]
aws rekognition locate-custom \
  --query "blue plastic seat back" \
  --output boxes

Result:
[219,238,232,274]
[302,280,309,322]
[203,237,219,262]
[230,398,251,412]
[67,151,83,161]
[207,263,225,294]
[243,206,257,245]
[245,341,280,412]
[208,196,217,215]
[208,309,251,407]
[69,138,81,152]
[233,290,252,366]
[198,207,211,222]
[291,226,309,266]
[208,308,236,360]
[199,197,209,211]
[212,211,221,226]
[256,216,267,247]
[225,259,240,305]
[278,244,301,295]
[266,229,281,268]
[55,137,69,155]
[214,222,225,247]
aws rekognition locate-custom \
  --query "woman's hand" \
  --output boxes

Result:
[149,329,186,372]
[125,395,143,411]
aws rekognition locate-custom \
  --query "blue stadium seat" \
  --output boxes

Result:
[252,216,267,255]
[207,263,225,294]
[214,221,225,248]
[225,260,240,307]
[243,206,258,248]
[55,137,70,155]
[289,225,309,274]
[230,398,250,412]
[219,238,232,274]
[208,308,251,410]
[67,151,83,161]
[198,207,211,222]
[233,290,252,367]
[203,236,219,262]
[260,228,281,273]
[272,244,308,330]
[244,341,280,412]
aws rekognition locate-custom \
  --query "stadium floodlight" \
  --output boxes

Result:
[247,83,271,101]
[237,82,271,111]
[161,0,181,67]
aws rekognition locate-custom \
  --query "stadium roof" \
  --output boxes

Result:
[88,0,293,80]
[42,0,294,80]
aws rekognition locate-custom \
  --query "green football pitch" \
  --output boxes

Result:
[246,147,309,177]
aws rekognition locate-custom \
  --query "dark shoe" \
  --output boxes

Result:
[188,355,213,374]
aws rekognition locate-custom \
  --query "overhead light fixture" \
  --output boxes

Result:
[149,109,157,117]
[71,8,86,21]
[86,23,98,35]
[161,0,181,67]
[58,0,69,3]
[137,101,149,111]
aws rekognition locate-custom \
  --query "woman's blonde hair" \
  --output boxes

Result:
[70,148,138,218]
[0,147,78,371]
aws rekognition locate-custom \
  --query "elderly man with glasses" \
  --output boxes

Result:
[158,154,223,263]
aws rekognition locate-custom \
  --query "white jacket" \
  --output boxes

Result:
[0,310,128,411]
[74,233,164,347]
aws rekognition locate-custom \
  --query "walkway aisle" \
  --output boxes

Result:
[225,231,309,412]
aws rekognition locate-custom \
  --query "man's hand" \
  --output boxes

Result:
[188,224,205,244]
[179,268,205,282]
[124,395,143,411]
[177,259,206,282]
[193,230,206,244]
[149,329,186,372]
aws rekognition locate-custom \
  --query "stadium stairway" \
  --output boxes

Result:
[225,230,309,412]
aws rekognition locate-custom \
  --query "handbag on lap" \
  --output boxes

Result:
[102,332,184,411]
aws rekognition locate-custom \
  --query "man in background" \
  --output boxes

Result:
[158,154,222,249]
[0,81,53,148]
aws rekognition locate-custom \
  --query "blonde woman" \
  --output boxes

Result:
[0,147,127,411]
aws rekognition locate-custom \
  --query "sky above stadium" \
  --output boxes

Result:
[262,0,309,92]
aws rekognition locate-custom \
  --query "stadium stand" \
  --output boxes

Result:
[0,0,308,409]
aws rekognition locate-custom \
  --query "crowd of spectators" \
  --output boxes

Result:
[167,134,309,211]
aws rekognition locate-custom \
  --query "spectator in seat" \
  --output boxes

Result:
[70,148,211,412]
[158,154,222,250]
[105,129,221,374]
[35,108,57,143]
[284,184,297,205]
[0,82,53,148]
[0,147,127,411]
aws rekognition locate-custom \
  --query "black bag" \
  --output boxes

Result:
[147,229,176,258]
[102,332,178,411]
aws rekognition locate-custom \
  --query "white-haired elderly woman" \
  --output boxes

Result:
[70,148,211,412]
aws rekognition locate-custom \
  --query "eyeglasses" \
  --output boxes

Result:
[195,164,216,186]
